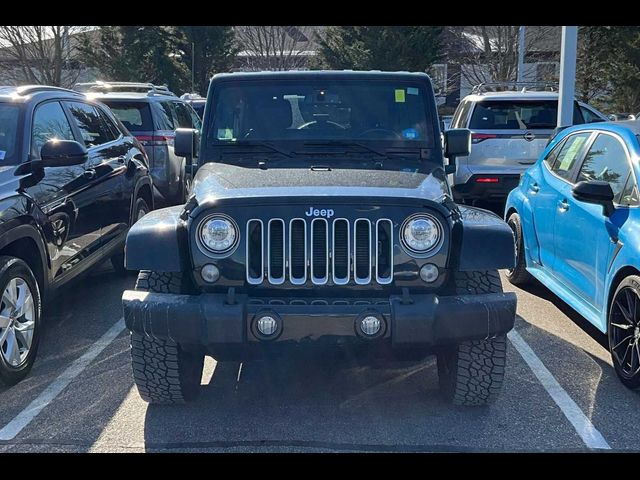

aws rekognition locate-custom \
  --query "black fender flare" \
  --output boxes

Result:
[452,206,516,271]
[125,205,188,272]
[131,174,154,220]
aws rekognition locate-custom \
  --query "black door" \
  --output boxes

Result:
[26,100,103,281]
[63,101,131,253]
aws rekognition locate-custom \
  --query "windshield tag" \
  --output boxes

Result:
[394,89,406,103]
[407,87,419,95]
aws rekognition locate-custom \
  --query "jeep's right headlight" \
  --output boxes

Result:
[401,214,443,255]
[198,214,238,254]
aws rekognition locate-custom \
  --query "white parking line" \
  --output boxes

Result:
[507,329,611,450]
[0,318,125,441]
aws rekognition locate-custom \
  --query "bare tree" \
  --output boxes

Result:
[447,26,558,87]
[233,26,316,71]
[0,26,89,87]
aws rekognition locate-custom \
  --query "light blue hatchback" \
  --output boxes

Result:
[505,120,640,389]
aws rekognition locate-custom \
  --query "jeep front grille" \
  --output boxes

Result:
[246,218,393,286]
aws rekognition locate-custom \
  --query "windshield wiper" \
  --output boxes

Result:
[299,141,386,157]
[219,140,292,157]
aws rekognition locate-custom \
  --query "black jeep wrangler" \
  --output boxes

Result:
[123,71,517,406]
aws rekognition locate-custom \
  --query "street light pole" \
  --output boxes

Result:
[517,26,526,82]
[557,26,578,128]
[191,42,195,94]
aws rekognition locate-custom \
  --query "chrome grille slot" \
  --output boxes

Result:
[268,219,285,284]
[246,220,263,285]
[354,219,372,284]
[289,219,307,284]
[332,219,350,285]
[311,218,328,284]
[376,219,393,284]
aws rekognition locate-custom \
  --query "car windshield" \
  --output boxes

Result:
[0,103,21,165]
[470,100,558,130]
[209,80,434,148]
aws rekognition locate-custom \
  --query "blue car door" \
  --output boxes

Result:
[529,132,592,271]
[553,132,633,313]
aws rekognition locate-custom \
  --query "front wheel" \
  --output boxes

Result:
[437,271,508,406]
[0,256,42,386]
[609,275,640,389]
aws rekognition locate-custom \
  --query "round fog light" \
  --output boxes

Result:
[257,316,278,336]
[201,264,220,283]
[420,263,439,283]
[360,315,381,336]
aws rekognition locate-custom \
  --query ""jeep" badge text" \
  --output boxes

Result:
[305,207,334,219]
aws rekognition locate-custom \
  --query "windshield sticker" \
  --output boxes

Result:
[394,89,406,103]
[407,87,419,95]
[0,151,5,160]
[217,128,234,140]
[402,128,418,139]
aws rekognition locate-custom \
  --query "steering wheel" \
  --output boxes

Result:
[297,120,346,130]
[358,128,401,139]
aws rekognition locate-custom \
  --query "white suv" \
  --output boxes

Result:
[448,84,608,203]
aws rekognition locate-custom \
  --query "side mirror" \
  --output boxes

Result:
[444,128,471,174]
[175,128,200,166]
[572,180,615,216]
[40,140,88,167]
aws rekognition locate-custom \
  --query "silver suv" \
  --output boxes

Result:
[448,83,608,203]
[76,82,202,205]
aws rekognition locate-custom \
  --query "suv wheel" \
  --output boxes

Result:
[437,270,507,406]
[111,197,149,275]
[129,271,204,404]
[506,213,533,286]
[0,256,41,386]
[609,275,640,389]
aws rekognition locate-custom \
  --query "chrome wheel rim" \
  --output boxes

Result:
[0,277,35,367]
[610,286,640,378]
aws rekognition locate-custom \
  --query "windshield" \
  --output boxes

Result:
[469,100,561,130]
[0,104,21,165]
[209,81,434,148]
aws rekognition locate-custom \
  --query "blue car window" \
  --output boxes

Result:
[577,133,631,203]
[550,132,591,180]
[620,173,639,206]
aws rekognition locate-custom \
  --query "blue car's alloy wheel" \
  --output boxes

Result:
[609,277,640,389]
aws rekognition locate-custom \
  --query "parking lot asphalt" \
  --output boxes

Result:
[0,260,638,453]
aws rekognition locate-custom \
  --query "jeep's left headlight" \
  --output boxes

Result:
[198,215,238,254]
[401,214,443,255]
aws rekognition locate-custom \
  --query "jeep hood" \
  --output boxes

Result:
[191,163,449,204]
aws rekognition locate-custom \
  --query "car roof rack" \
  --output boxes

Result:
[12,85,82,96]
[471,81,558,95]
[74,81,176,97]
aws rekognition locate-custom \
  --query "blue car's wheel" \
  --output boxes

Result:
[609,276,640,389]
[506,213,532,286]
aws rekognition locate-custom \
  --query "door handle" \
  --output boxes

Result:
[558,199,570,212]
[83,169,96,179]
[529,183,540,194]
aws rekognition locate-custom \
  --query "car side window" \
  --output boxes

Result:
[549,132,591,180]
[619,173,639,206]
[187,105,202,130]
[453,101,472,128]
[173,102,195,129]
[543,137,566,167]
[156,101,177,130]
[31,101,75,157]
[580,106,605,124]
[64,101,116,147]
[97,106,122,139]
[577,133,632,203]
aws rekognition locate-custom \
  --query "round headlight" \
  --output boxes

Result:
[198,215,238,254]
[402,214,442,254]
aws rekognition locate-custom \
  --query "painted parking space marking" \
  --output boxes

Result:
[507,329,611,450]
[0,318,125,441]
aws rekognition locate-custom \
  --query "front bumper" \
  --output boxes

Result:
[122,290,516,351]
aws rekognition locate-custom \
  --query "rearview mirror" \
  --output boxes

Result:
[175,128,200,166]
[40,140,88,167]
[572,180,615,216]
[444,129,471,174]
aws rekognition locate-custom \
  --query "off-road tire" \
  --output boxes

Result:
[111,197,149,275]
[437,270,508,406]
[506,213,533,286]
[129,271,204,404]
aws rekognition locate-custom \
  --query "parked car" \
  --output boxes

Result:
[0,85,153,386]
[449,83,608,203]
[76,82,201,205]
[180,93,206,120]
[505,120,640,389]
[608,113,637,122]
[122,70,517,406]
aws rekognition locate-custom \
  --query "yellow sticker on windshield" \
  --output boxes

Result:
[395,89,406,103]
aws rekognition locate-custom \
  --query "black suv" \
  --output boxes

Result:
[123,71,517,406]
[0,85,153,385]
